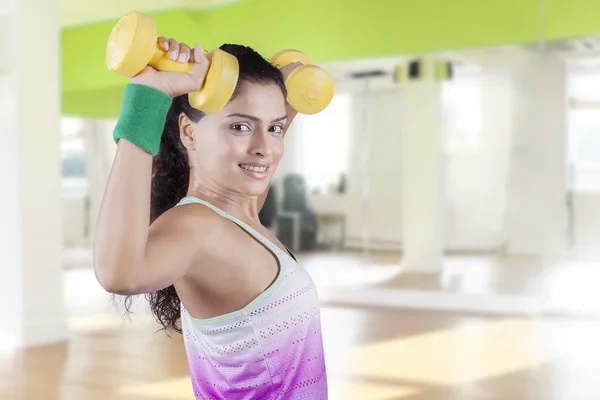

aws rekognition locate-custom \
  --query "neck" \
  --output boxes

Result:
[186,180,260,224]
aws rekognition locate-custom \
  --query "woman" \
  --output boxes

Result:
[93,40,328,399]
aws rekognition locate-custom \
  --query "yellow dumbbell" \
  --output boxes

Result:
[105,10,239,114]
[271,49,334,115]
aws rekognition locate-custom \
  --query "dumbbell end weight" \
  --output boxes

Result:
[271,49,334,115]
[188,49,239,114]
[106,10,193,77]
[286,65,334,115]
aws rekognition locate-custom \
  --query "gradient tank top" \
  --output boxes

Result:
[176,196,328,399]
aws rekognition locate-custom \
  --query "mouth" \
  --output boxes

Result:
[238,163,270,180]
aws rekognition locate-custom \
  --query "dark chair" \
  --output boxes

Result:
[258,186,277,229]
[276,174,318,252]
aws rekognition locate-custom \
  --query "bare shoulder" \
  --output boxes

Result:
[148,201,232,248]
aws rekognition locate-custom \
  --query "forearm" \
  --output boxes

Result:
[93,84,172,293]
[284,102,298,135]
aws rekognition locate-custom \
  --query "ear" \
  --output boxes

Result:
[179,112,196,150]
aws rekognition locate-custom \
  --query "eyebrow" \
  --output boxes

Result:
[226,113,287,123]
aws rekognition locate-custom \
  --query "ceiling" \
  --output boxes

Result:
[59,0,238,27]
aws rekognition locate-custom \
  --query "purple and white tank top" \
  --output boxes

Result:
[176,196,328,399]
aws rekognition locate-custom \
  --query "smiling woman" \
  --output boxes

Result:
[93,41,328,399]
[221,111,288,181]
[148,46,289,225]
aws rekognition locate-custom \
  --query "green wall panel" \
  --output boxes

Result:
[61,0,600,118]
[63,86,125,118]
[545,0,600,40]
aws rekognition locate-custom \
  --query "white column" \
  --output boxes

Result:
[479,66,515,249]
[503,52,568,256]
[399,58,445,272]
[0,0,67,348]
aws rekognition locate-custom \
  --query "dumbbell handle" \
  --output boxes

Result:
[147,42,194,74]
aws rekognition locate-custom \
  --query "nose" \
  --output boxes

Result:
[249,130,272,158]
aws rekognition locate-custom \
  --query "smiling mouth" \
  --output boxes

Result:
[238,163,270,179]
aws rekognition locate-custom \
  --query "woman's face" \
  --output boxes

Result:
[181,82,287,198]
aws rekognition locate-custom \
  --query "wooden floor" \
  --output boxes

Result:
[3,250,600,399]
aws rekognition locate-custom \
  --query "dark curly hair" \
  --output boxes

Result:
[119,44,287,334]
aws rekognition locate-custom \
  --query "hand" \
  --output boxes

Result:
[278,61,303,134]
[279,61,303,82]
[130,38,210,98]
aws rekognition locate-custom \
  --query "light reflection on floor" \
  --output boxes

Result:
[109,316,600,400]
[335,318,553,386]
[117,377,194,399]
[54,250,600,400]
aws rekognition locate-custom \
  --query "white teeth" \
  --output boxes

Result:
[240,164,267,173]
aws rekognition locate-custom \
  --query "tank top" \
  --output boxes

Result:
[175,196,328,399]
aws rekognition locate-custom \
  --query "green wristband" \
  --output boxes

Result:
[113,84,173,156]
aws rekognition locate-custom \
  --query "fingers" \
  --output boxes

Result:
[157,37,193,64]
[178,43,191,63]
[167,38,179,61]
[279,61,302,81]
[158,36,169,52]
[192,45,206,65]
[154,39,209,89]
[188,44,210,86]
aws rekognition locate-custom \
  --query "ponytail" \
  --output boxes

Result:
[150,98,195,224]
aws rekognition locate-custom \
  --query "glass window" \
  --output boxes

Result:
[293,93,352,194]
[442,75,483,153]
[568,108,600,191]
[60,118,87,197]
[568,66,600,192]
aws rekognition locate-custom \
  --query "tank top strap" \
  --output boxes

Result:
[176,195,284,257]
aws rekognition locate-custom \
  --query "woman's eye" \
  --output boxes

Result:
[232,124,251,132]
[270,125,284,134]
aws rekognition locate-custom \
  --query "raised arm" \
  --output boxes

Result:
[93,41,209,295]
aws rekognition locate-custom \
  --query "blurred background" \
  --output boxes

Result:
[4,0,600,399]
